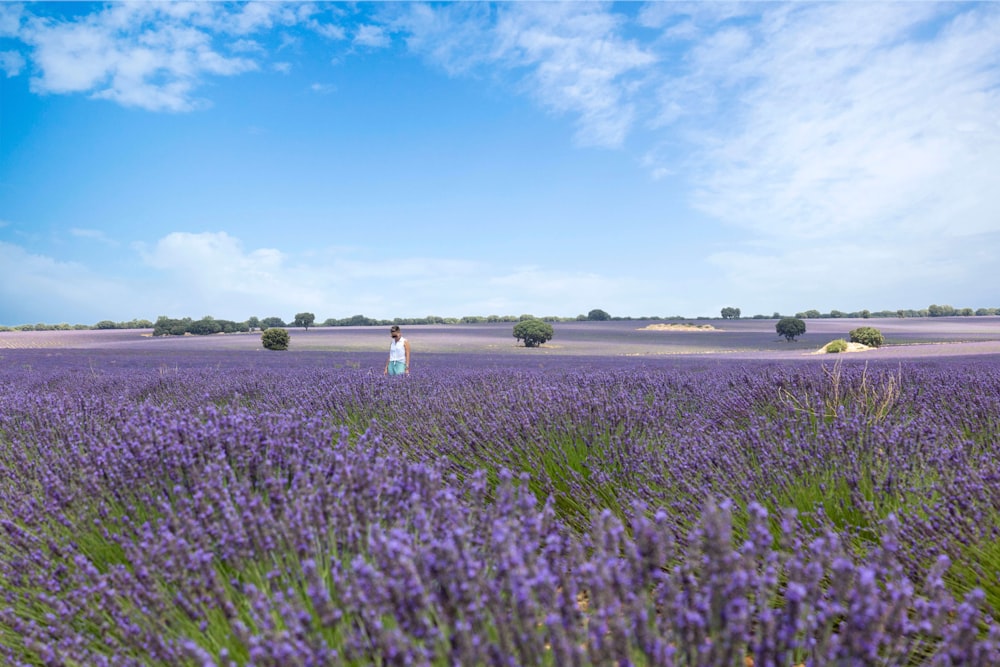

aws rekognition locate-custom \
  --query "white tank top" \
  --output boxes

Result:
[389,337,407,362]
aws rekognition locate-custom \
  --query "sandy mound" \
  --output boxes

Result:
[638,323,718,332]
[811,341,872,355]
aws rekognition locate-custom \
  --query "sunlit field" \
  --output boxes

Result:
[2,319,1000,665]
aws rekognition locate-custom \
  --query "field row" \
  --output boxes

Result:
[2,350,1000,664]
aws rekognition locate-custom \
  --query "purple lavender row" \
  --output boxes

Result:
[1,350,999,664]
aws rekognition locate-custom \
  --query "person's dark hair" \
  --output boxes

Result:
[390,325,400,332]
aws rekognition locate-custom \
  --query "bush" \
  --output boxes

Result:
[825,339,848,353]
[850,326,885,348]
[776,317,806,341]
[513,319,554,348]
[262,328,290,351]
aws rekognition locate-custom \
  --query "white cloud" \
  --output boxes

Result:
[310,82,336,94]
[354,24,390,49]
[0,241,132,324]
[639,3,1000,304]
[273,61,292,74]
[0,231,632,322]
[0,3,23,37]
[311,21,346,41]
[660,4,1000,237]
[390,2,655,148]
[18,3,260,111]
[0,50,24,76]
[70,228,119,246]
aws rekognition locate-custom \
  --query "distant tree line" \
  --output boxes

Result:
[2,303,997,333]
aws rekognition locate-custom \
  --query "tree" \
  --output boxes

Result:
[849,326,884,348]
[928,304,955,317]
[293,312,316,330]
[262,328,290,351]
[187,317,222,336]
[247,316,260,331]
[720,307,741,320]
[513,319,554,348]
[776,317,806,341]
[587,309,611,321]
[260,316,286,330]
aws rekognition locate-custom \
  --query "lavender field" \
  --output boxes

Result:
[2,321,1000,665]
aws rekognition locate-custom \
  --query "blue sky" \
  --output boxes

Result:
[1,1,999,325]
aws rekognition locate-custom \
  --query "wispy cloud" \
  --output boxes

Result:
[16,4,263,111]
[310,82,336,94]
[0,50,24,76]
[70,228,119,246]
[389,2,655,148]
[0,241,132,323]
[642,2,1000,300]
[354,24,390,49]
[127,231,637,320]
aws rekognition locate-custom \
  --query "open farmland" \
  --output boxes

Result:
[3,316,1000,359]
[2,320,1000,665]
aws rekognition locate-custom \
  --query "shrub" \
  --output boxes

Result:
[776,317,806,341]
[850,326,885,348]
[513,319,554,347]
[825,339,848,353]
[262,328,290,351]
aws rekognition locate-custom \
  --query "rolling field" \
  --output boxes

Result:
[2,319,1000,665]
[3,316,1000,359]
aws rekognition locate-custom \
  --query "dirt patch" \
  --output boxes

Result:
[810,341,872,355]
[637,323,718,332]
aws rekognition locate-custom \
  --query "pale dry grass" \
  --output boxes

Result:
[637,323,718,332]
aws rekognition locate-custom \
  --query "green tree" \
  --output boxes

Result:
[776,317,806,342]
[928,304,955,317]
[720,307,741,320]
[587,309,611,321]
[849,326,884,348]
[262,328,290,351]
[293,312,316,330]
[187,317,222,335]
[260,316,286,330]
[247,316,260,331]
[513,319,554,348]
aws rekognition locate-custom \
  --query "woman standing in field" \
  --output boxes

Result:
[384,325,410,376]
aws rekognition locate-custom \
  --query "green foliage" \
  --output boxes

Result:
[928,304,956,317]
[187,317,222,336]
[776,317,806,341]
[260,316,286,330]
[850,326,885,348]
[261,328,290,351]
[587,309,611,321]
[513,319,554,348]
[824,339,848,353]
[153,316,247,336]
[720,307,741,320]
[293,312,316,329]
